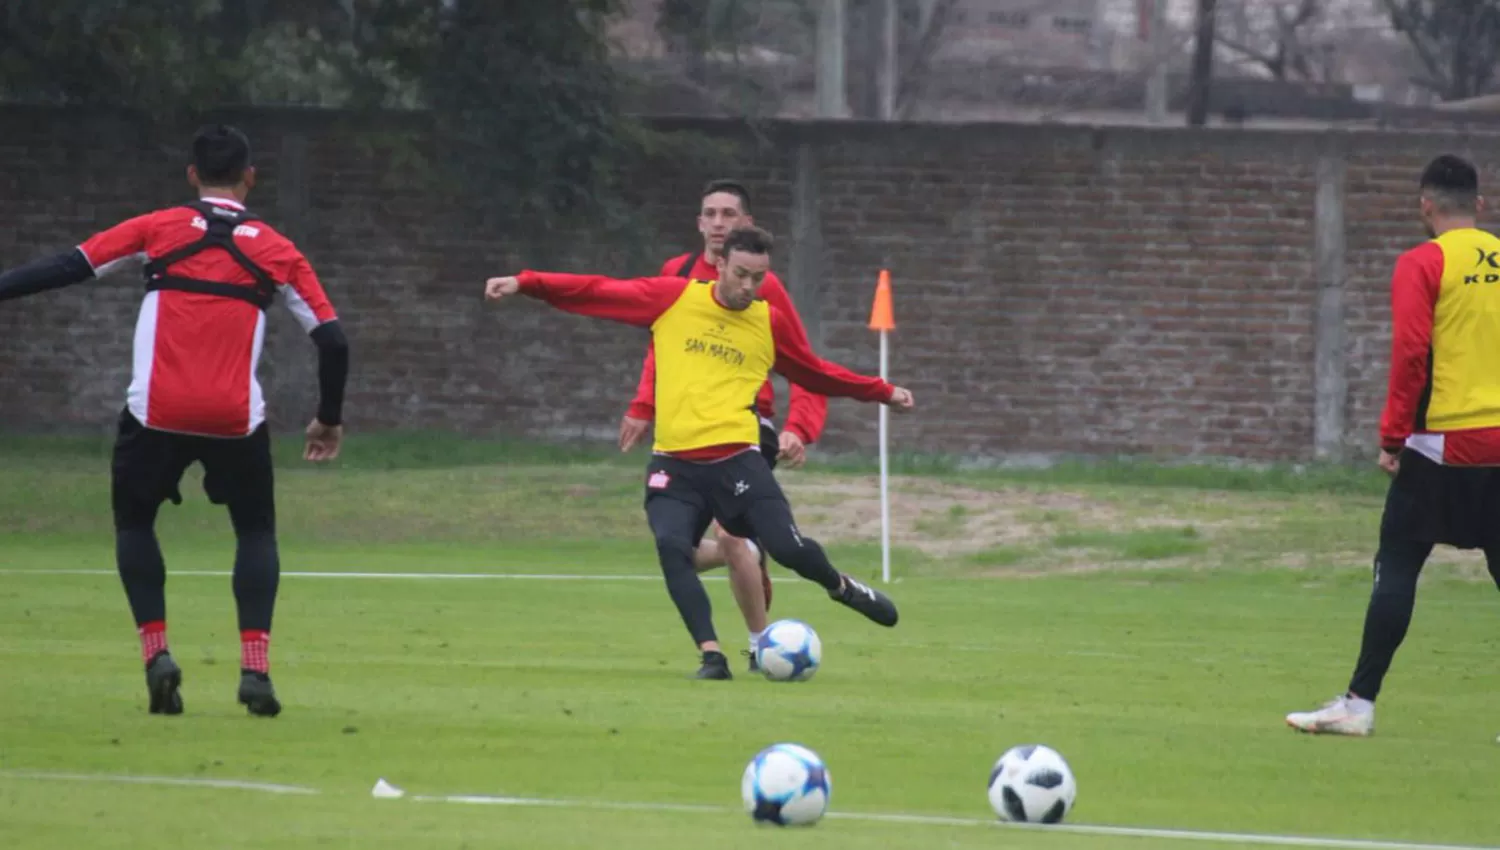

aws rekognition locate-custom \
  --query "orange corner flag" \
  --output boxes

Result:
[868,269,895,331]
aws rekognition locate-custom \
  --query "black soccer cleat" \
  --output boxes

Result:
[830,574,899,627]
[695,651,732,680]
[237,670,282,717]
[742,649,762,674]
[145,650,183,715]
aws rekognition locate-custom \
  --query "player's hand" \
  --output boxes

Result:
[619,415,650,452]
[305,419,343,462]
[777,430,807,468]
[886,387,915,413]
[1378,448,1401,476]
[484,276,520,301]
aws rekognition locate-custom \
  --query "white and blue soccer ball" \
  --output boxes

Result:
[754,619,822,682]
[741,743,831,826]
[987,744,1077,824]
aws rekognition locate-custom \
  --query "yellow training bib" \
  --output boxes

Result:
[1427,229,1500,431]
[650,281,775,453]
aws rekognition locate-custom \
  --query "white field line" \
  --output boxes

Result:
[0,769,318,795]
[3,771,1494,850]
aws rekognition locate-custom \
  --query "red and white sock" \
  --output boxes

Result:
[240,630,270,674]
[139,620,168,663]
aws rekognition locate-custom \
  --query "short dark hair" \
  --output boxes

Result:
[1420,154,1479,212]
[722,225,773,260]
[702,179,751,214]
[192,124,252,185]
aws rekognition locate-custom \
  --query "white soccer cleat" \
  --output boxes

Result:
[1285,695,1374,736]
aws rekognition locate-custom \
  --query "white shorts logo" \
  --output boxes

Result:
[648,471,671,490]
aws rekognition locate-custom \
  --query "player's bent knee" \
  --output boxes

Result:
[654,532,697,571]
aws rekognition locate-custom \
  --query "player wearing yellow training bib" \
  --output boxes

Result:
[483,227,915,679]
[1288,155,1500,738]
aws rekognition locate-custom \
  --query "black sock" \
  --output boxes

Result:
[1347,538,1432,701]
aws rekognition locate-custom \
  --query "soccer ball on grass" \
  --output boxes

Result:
[987,744,1077,824]
[741,743,831,826]
[754,619,822,682]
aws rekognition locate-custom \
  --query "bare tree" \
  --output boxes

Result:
[1215,0,1335,81]
[894,0,960,117]
[846,0,959,118]
[1380,0,1500,100]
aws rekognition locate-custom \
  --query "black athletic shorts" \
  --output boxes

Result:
[111,408,275,523]
[644,448,787,547]
[1380,448,1500,550]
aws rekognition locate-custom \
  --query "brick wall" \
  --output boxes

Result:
[1,106,1493,462]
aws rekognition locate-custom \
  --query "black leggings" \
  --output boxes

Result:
[114,473,280,634]
[648,497,842,646]
[1347,538,1500,701]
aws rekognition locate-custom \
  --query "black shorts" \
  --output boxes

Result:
[111,409,275,528]
[644,448,786,547]
[1381,448,1500,550]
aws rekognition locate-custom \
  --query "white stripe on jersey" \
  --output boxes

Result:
[279,283,323,333]
[249,311,267,432]
[126,292,160,425]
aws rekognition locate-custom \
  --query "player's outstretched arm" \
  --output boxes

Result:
[484,271,686,329]
[0,250,96,302]
[1,214,163,303]
[759,276,829,444]
[768,306,915,412]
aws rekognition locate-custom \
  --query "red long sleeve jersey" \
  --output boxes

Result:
[516,271,891,460]
[1380,230,1500,466]
[78,197,338,437]
[625,254,828,444]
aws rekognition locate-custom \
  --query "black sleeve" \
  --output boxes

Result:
[0,249,96,302]
[310,319,350,427]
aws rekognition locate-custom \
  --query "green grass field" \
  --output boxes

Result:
[2,434,1497,850]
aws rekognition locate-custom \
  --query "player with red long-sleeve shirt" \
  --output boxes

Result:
[618,179,829,671]
[485,226,912,679]
[1288,154,1500,737]
[0,125,349,718]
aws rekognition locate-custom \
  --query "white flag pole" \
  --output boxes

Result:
[878,329,891,584]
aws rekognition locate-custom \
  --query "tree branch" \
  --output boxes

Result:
[1378,0,1449,93]
[895,0,960,118]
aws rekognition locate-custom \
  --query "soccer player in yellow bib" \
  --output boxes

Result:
[484,226,914,679]
[1286,155,1500,736]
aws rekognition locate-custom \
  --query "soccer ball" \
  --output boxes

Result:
[987,744,1077,824]
[741,743,831,826]
[754,619,822,682]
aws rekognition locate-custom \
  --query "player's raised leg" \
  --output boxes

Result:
[646,463,731,679]
[716,453,897,628]
[745,498,897,627]
[111,411,188,715]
